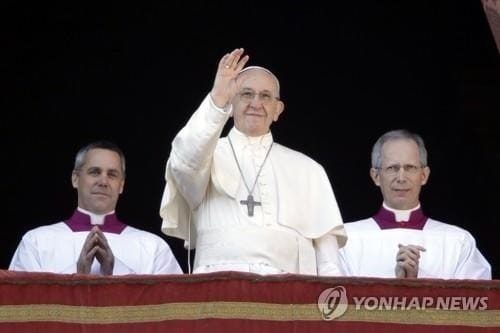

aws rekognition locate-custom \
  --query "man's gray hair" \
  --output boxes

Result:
[238,66,280,98]
[371,129,428,168]
[74,141,126,176]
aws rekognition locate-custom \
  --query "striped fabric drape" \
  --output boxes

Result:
[1,270,499,333]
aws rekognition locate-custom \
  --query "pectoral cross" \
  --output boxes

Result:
[240,194,261,217]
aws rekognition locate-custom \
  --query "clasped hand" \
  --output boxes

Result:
[77,226,114,275]
[395,243,426,278]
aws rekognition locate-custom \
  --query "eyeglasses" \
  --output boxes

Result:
[238,89,279,104]
[377,164,423,175]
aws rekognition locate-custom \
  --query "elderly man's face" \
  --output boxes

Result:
[231,69,284,137]
[370,139,430,210]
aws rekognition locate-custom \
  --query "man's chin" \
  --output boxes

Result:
[389,199,416,210]
[88,201,114,214]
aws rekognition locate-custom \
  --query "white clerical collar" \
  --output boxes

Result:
[77,207,115,225]
[382,202,421,222]
[229,127,273,148]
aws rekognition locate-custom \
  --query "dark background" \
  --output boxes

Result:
[1,1,499,278]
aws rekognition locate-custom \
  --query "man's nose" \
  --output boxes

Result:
[97,174,110,186]
[249,95,265,106]
[249,99,263,107]
[396,168,407,182]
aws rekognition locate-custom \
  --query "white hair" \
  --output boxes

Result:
[238,66,280,97]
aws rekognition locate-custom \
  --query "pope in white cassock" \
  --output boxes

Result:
[339,129,491,279]
[160,48,347,275]
[10,141,182,275]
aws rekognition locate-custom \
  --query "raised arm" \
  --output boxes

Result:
[166,48,249,209]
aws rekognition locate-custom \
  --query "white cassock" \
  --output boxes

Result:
[339,205,491,279]
[9,210,183,275]
[160,95,346,275]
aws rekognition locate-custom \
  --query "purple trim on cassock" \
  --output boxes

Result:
[65,210,127,234]
[373,206,428,230]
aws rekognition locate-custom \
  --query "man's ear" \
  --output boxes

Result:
[273,100,285,122]
[119,178,125,194]
[71,171,79,189]
[421,166,430,185]
[370,168,381,186]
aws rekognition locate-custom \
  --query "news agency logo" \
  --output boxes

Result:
[317,285,489,321]
[352,295,489,311]
[317,286,349,320]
